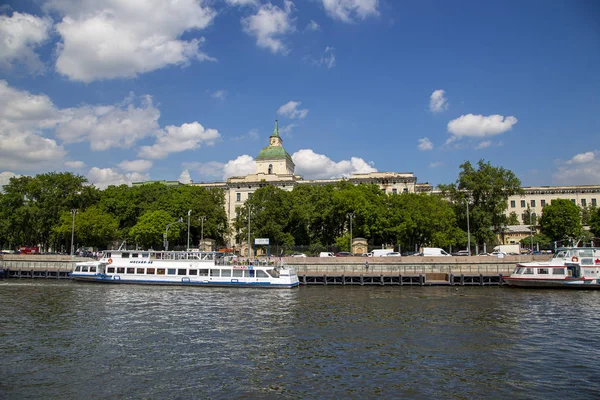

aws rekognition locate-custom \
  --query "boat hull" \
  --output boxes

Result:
[72,274,299,288]
[503,277,600,289]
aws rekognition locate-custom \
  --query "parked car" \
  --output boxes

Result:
[319,252,334,257]
[291,253,307,257]
[383,252,401,257]
[488,251,507,257]
[401,251,419,256]
[335,252,353,257]
[452,250,470,256]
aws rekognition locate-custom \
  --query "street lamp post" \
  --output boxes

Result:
[465,199,471,256]
[199,216,206,251]
[529,210,534,253]
[70,209,78,256]
[247,205,252,258]
[186,210,192,251]
[347,212,354,253]
[164,218,183,251]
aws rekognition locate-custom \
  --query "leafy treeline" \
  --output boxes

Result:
[0,172,228,252]
[1,160,598,252]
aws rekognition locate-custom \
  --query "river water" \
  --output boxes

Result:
[1,281,600,399]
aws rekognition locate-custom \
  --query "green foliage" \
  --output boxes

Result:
[580,205,597,226]
[439,159,522,247]
[521,208,538,226]
[520,232,551,249]
[539,198,582,242]
[507,212,520,225]
[587,207,600,238]
[129,210,180,250]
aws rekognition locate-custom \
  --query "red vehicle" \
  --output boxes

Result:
[18,246,40,254]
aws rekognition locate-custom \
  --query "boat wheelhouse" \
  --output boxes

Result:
[72,250,299,288]
[503,247,600,288]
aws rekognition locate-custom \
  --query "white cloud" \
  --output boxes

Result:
[316,46,336,69]
[241,0,295,54]
[292,149,376,179]
[64,160,85,168]
[553,151,600,185]
[183,161,227,181]
[0,171,19,192]
[566,151,595,165]
[277,101,309,119]
[418,137,433,151]
[0,80,66,170]
[225,0,259,6]
[86,167,148,189]
[447,114,518,143]
[138,121,221,159]
[178,168,192,184]
[118,159,153,172]
[321,0,379,23]
[306,20,320,31]
[223,155,256,179]
[57,95,161,151]
[475,140,492,149]
[211,90,227,100]
[279,123,297,137]
[429,89,448,113]
[49,0,216,82]
[0,12,52,73]
[429,162,443,168]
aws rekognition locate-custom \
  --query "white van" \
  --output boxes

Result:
[319,252,334,257]
[371,249,394,257]
[422,247,451,257]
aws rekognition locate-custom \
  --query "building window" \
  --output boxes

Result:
[581,199,587,207]
[403,188,408,193]
[541,199,546,207]
[521,200,526,208]
[236,192,241,202]
[392,188,397,194]
[381,188,386,193]
[248,192,252,199]
[592,199,597,207]
[510,200,516,208]
[530,200,536,207]
[268,164,273,174]
[571,199,576,204]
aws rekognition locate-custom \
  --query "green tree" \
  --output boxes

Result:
[129,210,182,250]
[53,206,119,250]
[588,207,600,238]
[507,212,520,225]
[439,159,523,248]
[539,198,582,243]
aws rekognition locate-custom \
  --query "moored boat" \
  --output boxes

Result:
[72,249,299,288]
[503,247,600,288]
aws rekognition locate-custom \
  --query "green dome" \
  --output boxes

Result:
[256,145,293,163]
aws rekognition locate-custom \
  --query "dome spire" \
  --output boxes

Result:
[272,119,279,137]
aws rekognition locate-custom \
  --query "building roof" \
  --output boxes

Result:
[255,120,294,163]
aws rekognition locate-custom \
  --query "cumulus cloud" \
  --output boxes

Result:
[0,171,19,192]
[277,101,309,119]
[418,137,433,151]
[321,0,379,23]
[306,46,336,69]
[49,0,216,82]
[429,89,448,113]
[138,121,221,159]
[225,0,259,6]
[211,90,227,100]
[223,155,256,179]
[553,151,600,185]
[118,159,153,172]
[447,114,518,143]
[183,161,227,181]
[64,160,85,168]
[305,20,320,31]
[86,167,149,189]
[241,0,295,54]
[279,123,297,137]
[474,140,492,149]
[57,95,161,151]
[292,149,376,179]
[178,168,192,184]
[0,80,66,170]
[429,162,443,168]
[0,12,52,73]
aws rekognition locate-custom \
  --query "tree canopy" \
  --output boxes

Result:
[539,198,583,243]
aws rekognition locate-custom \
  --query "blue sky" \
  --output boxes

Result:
[0,0,599,190]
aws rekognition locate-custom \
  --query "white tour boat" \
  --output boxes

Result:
[503,247,600,288]
[72,250,299,289]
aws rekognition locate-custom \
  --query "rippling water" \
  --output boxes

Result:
[1,281,600,399]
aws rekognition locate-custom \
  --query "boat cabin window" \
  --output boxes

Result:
[90,266,96,272]
[269,268,280,278]
[75,266,81,272]
[178,269,186,276]
[256,270,269,278]
[107,267,115,273]
[132,253,139,258]
[117,267,125,274]
[523,268,534,275]
[554,250,568,259]
[147,268,155,275]
[210,269,219,277]
[233,269,244,277]
[157,268,165,275]
[81,266,88,272]
[106,252,111,258]
[137,268,145,274]
[221,269,232,277]
[121,252,130,258]
[567,266,581,278]
[537,268,549,275]
[581,258,594,266]
[513,267,524,274]
[199,269,209,276]
[127,267,135,274]
[552,268,564,275]
[167,269,176,275]
[189,269,197,275]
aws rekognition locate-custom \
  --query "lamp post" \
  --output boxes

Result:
[247,205,252,258]
[465,199,471,256]
[164,218,183,251]
[347,212,354,253]
[199,216,206,251]
[529,210,534,253]
[70,209,78,256]
[186,210,192,251]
